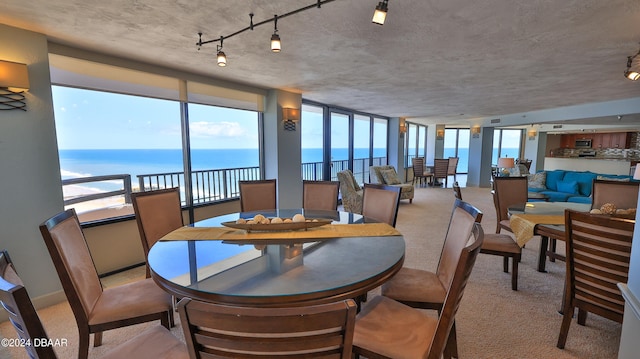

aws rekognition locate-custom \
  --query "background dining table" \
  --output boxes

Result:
[147,209,405,307]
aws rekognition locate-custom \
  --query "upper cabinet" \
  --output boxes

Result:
[561,132,629,149]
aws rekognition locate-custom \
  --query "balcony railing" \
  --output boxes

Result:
[63,157,387,213]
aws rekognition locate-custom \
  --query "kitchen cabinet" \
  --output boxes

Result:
[560,132,630,149]
[611,132,628,148]
[561,134,574,148]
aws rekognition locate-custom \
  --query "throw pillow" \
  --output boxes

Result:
[557,180,579,194]
[528,172,547,189]
[380,169,401,185]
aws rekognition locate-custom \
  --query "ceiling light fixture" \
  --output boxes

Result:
[271,15,281,53]
[196,0,341,67]
[372,0,389,25]
[624,45,640,81]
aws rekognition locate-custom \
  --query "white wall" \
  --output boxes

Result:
[0,24,65,305]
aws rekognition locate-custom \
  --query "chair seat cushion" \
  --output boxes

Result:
[101,325,188,359]
[482,234,521,254]
[381,267,445,305]
[89,278,172,325]
[354,296,435,359]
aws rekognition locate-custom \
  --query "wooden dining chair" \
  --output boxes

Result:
[447,156,459,183]
[354,222,484,359]
[362,183,401,227]
[302,180,340,210]
[39,209,175,359]
[380,199,482,357]
[412,157,433,187]
[453,182,521,290]
[557,210,634,349]
[131,187,184,278]
[492,176,528,234]
[433,158,450,187]
[238,179,277,212]
[0,249,188,359]
[178,297,357,358]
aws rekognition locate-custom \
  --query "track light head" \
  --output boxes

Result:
[217,51,227,66]
[625,69,640,81]
[271,33,281,53]
[372,0,389,25]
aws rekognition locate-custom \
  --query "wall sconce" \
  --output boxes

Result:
[399,123,407,136]
[471,126,481,138]
[527,129,538,140]
[282,107,300,131]
[436,129,445,140]
[0,60,30,111]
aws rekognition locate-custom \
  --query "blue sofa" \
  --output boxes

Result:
[528,170,634,203]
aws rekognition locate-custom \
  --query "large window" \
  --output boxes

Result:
[300,101,388,184]
[492,129,523,164]
[404,122,428,167]
[444,128,470,174]
[53,85,261,221]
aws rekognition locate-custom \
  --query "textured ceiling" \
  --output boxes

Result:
[1,0,640,126]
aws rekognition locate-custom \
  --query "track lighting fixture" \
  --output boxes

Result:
[271,15,281,53]
[372,0,389,25]
[196,0,396,67]
[624,45,640,81]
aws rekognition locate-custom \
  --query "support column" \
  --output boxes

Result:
[263,89,303,208]
[467,126,494,187]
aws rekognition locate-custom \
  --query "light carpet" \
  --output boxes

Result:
[0,186,620,358]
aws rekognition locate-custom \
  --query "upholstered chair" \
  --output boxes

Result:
[362,183,401,227]
[238,179,277,212]
[369,165,414,203]
[303,180,340,210]
[492,176,528,234]
[337,170,364,214]
[353,223,484,359]
[0,250,187,359]
[39,209,174,359]
[591,179,640,210]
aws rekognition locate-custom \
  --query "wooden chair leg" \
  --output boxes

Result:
[511,255,519,291]
[79,327,90,359]
[93,331,103,347]
[557,305,574,349]
[503,256,509,273]
[577,309,588,326]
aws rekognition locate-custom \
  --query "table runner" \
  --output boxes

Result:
[509,214,565,247]
[160,222,401,241]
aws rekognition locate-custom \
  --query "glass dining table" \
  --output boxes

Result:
[147,209,405,307]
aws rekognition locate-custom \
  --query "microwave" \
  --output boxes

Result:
[575,139,592,148]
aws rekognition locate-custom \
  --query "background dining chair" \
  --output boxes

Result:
[557,210,634,349]
[362,183,401,227]
[454,182,521,290]
[353,222,484,359]
[380,199,483,357]
[178,297,357,359]
[302,180,340,210]
[492,176,528,234]
[337,170,364,214]
[0,249,188,359]
[591,179,640,210]
[39,209,174,359]
[131,187,184,278]
[433,158,450,187]
[238,179,277,212]
[447,156,459,183]
[412,157,433,187]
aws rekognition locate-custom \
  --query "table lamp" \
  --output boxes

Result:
[497,157,515,177]
[634,165,640,180]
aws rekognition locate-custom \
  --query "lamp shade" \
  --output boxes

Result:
[216,51,227,67]
[0,60,30,92]
[498,157,515,169]
[634,166,640,180]
[271,34,281,52]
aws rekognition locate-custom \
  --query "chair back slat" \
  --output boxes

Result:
[362,183,401,227]
[303,180,340,211]
[239,179,277,212]
[0,250,57,359]
[178,298,356,359]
